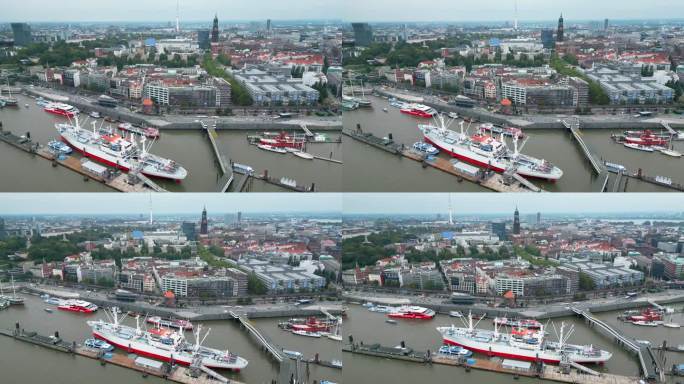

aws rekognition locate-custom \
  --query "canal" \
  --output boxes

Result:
[343,95,682,192]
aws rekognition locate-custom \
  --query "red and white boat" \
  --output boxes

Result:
[387,306,436,320]
[88,309,248,371]
[258,132,305,149]
[624,130,669,146]
[419,117,563,181]
[400,104,437,119]
[493,317,542,329]
[146,316,193,330]
[438,312,612,364]
[627,308,662,322]
[57,299,98,313]
[56,117,187,181]
[44,103,79,117]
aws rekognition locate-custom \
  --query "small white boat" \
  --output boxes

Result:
[282,349,303,358]
[44,308,53,313]
[449,311,463,318]
[383,108,388,113]
[89,111,101,119]
[448,112,459,119]
[292,330,321,338]
[663,323,681,328]
[293,151,315,160]
[327,334,343,341]
[257,144,287,154]
[624,143,654,152]
[385,319,398,325]
[25,104,29,108]
[631,320,661,326]
[660,149,682,158]
[635,340,651,346]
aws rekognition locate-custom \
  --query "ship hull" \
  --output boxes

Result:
[45,109,76,117]
[59,135,185,181]
[92,330,244,371]
[441,335,608,364]
[423,135,561,181]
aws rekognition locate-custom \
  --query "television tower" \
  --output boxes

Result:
[175,0,180,33]
[448,194,454,226]
[513,0,518,30]
[149,193,153,225]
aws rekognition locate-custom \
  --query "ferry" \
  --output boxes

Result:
[58,299,98,313]
[45,102,79,117]
[401,104,437,119]
[280,317,336,333]
[437,312,612,364]
[57,117,187,181]
[88,308,248,371]
[146,316,193,331]
[627,308,662,322]
[368,305,395,314]
[387,306,436,320]
[419,117,563,181]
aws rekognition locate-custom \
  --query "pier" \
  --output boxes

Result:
[562,118,604,175]
[0,127,160,192]
[604,163,684,192]
[229,311,284,363]
[660,121,677,135]
[201,121,234,191]
[0,324,244,384]
[299,123,314,137]
[570,307,662,382]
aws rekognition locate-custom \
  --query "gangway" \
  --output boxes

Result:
[229,311,284,363]
[562,119,603,175]
[568,361,601,376]
[660,121,677,135]
[512,173,542,192]
[299,123,314,137]
[571,307,661,381]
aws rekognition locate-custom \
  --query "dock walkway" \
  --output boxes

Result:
[201,121,233,190]
[571,307,661,381]
[229,311,284,363]
[562,118,604,175]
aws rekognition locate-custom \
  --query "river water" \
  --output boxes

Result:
[344,304,684,384]
[343,95,682,192]
[0,94,342,192]
[0,293,342,384]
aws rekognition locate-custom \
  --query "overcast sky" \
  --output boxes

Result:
[343,193,684,215]
[0,193,342,215]
[2,0,682,23]
[342,0,683,22]
[1,0,338,23]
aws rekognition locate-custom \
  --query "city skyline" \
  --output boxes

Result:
[0,0,340,23]
[339,0,684,22]
[0,193,342,215]
[342,194,684,215]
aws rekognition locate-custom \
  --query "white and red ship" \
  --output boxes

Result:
[419,117,563,181]
[626,308,663,322]
[56,117,187,181]
[387,306,436,320]
[88,308,248,371]
[437,312,612,364]
[45,103,79,117]
[400,104,437,119]
[57,299,98,313]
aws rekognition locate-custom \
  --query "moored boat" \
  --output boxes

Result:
[88,308,248,371]
[660,148,682,158]
[58,299,98,313]
[257,144,287,154]
[44,102,79,117]
[624,143,654,152]
[293,151,315,160]
[437,312,612,364]
[387,306,436,320]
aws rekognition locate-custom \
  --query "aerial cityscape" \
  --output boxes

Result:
[2,1,684,384]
